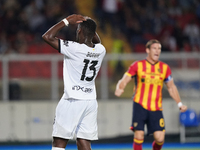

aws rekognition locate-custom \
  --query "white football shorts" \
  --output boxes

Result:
[52,95,98,140]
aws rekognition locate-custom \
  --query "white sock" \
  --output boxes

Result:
[52,147,65,150]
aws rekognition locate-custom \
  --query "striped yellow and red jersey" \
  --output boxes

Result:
[126,59,172,111]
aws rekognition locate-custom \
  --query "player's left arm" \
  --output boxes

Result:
[42,21,64,50]
[165,79,187,112]
[42,14,86,50]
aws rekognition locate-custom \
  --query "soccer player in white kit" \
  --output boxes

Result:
[42,14,106,150]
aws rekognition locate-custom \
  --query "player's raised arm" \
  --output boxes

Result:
[42,14,86,50]
[115,73,132,97]
[165,79,187,112]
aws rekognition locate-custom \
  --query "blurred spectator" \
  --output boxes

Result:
[110,30,125,79]
[172,21,188,51]
[94,0,122,35]
[152,10,167,34]
[3,0,20,11]
[128,18,146,47]
[2,9,19,39]
[167,0,182,18]
[24,0,46,34]
[35,0,44,10]
[139,3,154,35]
[196,1,200,20]
[178,0,194,11]
[14,30,29,54]
[183,20,200,51]
[0,32,9,54]
[160,30,177,52]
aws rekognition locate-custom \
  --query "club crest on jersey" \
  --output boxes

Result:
[63,40,69,46]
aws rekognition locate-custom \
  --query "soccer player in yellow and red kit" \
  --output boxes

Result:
[115,39,187,150]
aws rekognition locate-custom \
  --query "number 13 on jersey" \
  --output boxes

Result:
[81,59,98,81]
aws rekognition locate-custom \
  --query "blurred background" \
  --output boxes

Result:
[0,0,200,147]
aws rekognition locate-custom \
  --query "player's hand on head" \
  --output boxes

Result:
[66,14,86,24]
[179,105,187,112]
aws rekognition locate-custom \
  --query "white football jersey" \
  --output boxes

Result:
[59,39,106,100]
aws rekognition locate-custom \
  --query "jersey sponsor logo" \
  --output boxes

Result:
[86,52,100,58]
[141,78,162,84]
[72,85,93,93]
[145,72,161,76]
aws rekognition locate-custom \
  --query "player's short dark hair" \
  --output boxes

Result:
[146,39,161,49]
[80,19,96,38]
